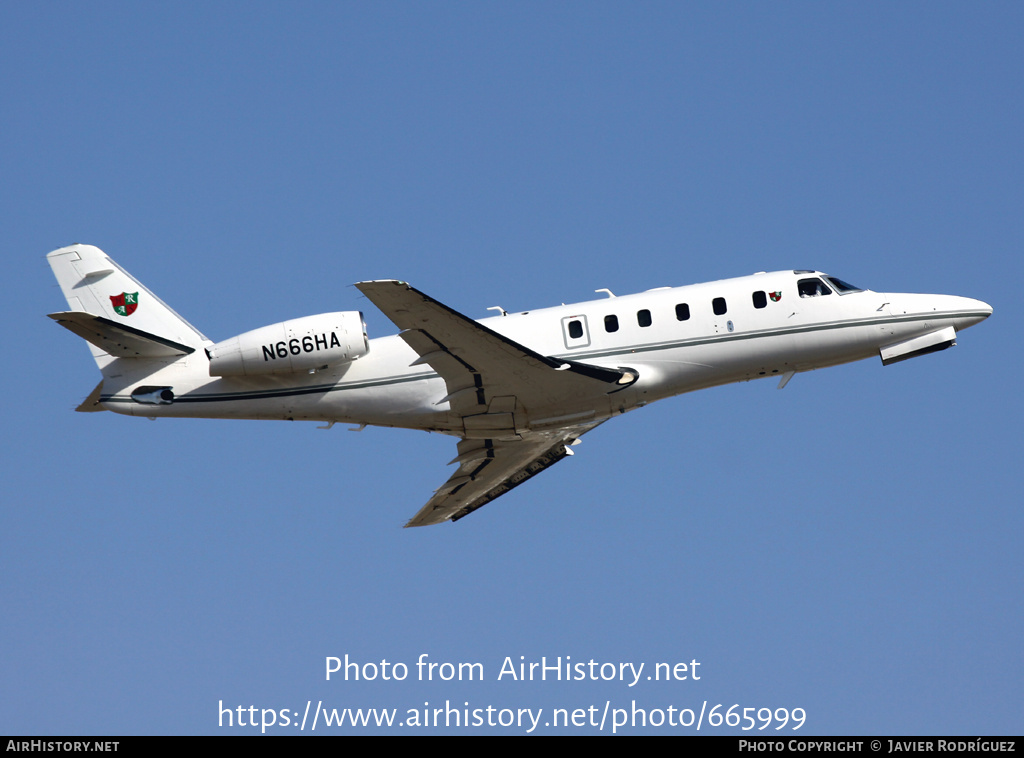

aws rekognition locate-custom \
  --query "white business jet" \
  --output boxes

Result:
[47,244,991,527]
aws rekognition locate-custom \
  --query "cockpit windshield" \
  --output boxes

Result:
[823,276,863,294]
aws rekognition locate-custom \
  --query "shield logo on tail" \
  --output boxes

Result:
[110,292,139,316]
[769,291,782,302]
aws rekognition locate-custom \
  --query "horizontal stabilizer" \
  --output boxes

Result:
[75,381,107,412]
[48,311,196,358]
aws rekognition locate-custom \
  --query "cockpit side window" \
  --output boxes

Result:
[798,278,832,298]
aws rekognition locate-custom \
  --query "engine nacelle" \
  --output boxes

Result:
[207,312,369,377]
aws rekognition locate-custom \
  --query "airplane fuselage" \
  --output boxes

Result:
[94,269,992,433]
[47,244,992,525]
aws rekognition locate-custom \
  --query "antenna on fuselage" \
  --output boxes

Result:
[595,288,615,298]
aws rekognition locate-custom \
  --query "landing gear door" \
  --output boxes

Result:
[560,315,591,350]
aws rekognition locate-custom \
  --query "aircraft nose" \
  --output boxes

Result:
[885,293,992,331]
[954,296,992,330]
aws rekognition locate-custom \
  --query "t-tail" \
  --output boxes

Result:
[46,244,209,411]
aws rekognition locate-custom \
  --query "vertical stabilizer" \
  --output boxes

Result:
[46,245,208,369]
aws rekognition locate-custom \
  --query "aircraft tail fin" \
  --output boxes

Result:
[46,244,209,368]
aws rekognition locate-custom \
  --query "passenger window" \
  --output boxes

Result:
[752,291,767,309]
[605,315,619,333]
[568,320,583,339]
[675,303,690,321]
[713,297,727,316]
[637,309,652,327]
[798,278,832,298]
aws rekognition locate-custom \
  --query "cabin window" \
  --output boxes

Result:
[637,309,652,327]
[798,278,832,298]
[675,303,690,321]
[713,297,727,315]
[604,315,619,333]
[752,291,767,309]
[560,314,591,349]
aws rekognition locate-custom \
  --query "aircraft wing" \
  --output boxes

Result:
[356,280,630,526]
[407,422,603,527]
[355,280,634,418]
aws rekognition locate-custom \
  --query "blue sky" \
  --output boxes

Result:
[1,2,1020,735]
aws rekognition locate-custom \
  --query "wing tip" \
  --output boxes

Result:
[355,279,406,289]
[403,516,451,528]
